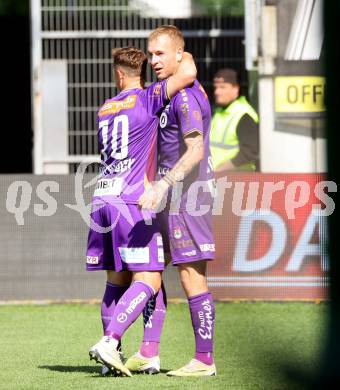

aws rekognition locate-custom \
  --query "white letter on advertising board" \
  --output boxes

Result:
[287,213,328,272]
[233,210,287,272]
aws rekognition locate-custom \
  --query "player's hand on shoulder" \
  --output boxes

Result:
[166,52,196,99]
[181,52,193,62]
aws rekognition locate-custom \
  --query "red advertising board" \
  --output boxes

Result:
[208,173,330,300]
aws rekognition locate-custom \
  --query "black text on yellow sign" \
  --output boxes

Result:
[275,76,325,113]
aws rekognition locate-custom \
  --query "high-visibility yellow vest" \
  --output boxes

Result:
[210,96,259,171]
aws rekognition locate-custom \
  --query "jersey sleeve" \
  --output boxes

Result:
[173,89,204,136]
[144,79,169,117]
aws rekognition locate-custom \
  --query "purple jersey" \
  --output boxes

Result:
[95,80,168,204]
[157,80,214,210]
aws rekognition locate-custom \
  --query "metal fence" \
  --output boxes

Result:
[32,0,245,173]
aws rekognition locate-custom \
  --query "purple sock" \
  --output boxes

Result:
[101,282,129,336]
[140,281,167,357]
[140,341,159,358]
[106,281,154,339]
[195,351,214,366]
[188,291,215,365]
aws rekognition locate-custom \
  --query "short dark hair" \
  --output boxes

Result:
[214,68,239,85]
[112,47,147,79]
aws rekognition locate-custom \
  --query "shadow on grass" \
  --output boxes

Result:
[129,369,170,374]
[245,349,317,390]
[39,365,171,376]
[237,312,323,390]
[39,365,100,374]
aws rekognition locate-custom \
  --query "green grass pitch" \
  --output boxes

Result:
[0,302,325,389]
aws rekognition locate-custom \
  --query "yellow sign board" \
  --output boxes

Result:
[275,76,325,113]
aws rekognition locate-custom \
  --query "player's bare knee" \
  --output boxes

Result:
[106,270,132,285]
[178,267,191,292]
[191,260,207,276]
[180,278,191,296]
[133,271,162,293]
[178,262,209,296]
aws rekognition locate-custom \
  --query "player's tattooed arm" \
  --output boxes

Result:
[162,131,203,185]
[166,52,197,99]
[138,131,203,210]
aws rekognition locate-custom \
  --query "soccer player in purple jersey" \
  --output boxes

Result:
[87,46,197,376]
[125,26,217,377]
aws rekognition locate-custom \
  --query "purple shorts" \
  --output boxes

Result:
[86,201,165,272]
[158,208,215,265]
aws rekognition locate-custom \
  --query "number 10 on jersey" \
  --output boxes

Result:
[99,114,129,161]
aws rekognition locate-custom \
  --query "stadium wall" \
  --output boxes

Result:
[0,173,329,301]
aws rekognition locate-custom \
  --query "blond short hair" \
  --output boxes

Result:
[112,47,147,78]
[148,25,185,49]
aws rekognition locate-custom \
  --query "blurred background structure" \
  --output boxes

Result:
[31,0,246,174]
[30,0,326,175]
[254,0,326,173]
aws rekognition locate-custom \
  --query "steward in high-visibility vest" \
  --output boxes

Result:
[209,68,259,172]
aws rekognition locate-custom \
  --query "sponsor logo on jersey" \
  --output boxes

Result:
[180,101,190,129]
[173,227,182,239]
[170,238,193,250]
[98,95,137,116]
[181,89,188,102]
[199,243,215,252]
[181,103,189,114]
[119,247,150,263]
[94,177,123,197]
[126,291,147,314]
[158,248,165,262]
[182,250,197,257]
[86,256,99,264]
[160,112,168,128]
[158,166,170,175]
[107,158,135,174]
[153,83,162,95]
